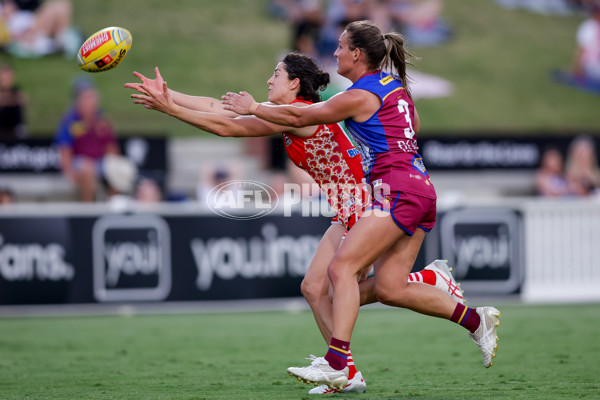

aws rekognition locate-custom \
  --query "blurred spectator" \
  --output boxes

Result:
[552,1,600,94]
[135,177,163,203]
[103,154,138,211]
[267,0,299,20]
[196,162,241,207]
[54,77,120,202]
[565,135,600,196]
[292,1,324,58]
[318,0,372,57]
[535,146,570,197]
[0,186,15,203]
[0,62,26,138]
[493,0,585,15]
[572,2,600,82]
[0,0,81,58]
[103,154,137,199]
[380,0,452,47]
[268,0,324,58]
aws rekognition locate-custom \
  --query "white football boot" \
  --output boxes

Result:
[288,356,348,390]
[308,371,366,394]
[306,354,326,366]
[469,306,501,367]
[423,259,466,304]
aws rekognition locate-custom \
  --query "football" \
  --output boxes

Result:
[77,27,132,72]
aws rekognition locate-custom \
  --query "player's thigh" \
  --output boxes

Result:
[373,228,426,292]
[303,223,346,293]
[330,210,405,279]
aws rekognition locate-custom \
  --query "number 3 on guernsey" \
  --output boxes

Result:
[397,99,415,139]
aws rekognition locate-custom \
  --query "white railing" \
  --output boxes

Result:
[522,199,600,303]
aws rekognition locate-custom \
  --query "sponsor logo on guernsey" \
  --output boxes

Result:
[346,148,360,158]
[411,156,428,176]
[283,134,292,147]
[379,75,395,85]
[81,31,112,58]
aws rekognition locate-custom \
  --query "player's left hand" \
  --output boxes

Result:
[221,91,257,115]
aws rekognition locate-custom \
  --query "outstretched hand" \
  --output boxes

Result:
[130,80,177,116]
[221,91,257,115]
[124,67,165,95]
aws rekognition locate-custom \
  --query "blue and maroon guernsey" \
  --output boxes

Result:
[344,71,436,199]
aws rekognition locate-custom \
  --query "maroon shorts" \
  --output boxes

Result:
[369,191,436,235]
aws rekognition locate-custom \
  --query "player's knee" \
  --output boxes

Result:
[328,259,364,289]
[375,288,393,306]
[327,261,343,287]
[300,278,321,305]
[375,284,407,306]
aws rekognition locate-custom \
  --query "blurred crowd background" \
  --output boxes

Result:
[0,0,599,206]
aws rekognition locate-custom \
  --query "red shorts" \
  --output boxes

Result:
[331,187,371,231]
[369,191,436,235]
[331,207,360,231]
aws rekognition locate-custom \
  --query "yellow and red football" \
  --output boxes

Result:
[77,27,132,72]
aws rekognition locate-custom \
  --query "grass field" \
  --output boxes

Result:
[1,303,599,399]
[2,0,599,136]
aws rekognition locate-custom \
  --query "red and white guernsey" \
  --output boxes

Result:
[282,99,365,228]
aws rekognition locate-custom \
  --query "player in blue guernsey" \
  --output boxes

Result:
[343,69,437,206]
[223,20,501,390]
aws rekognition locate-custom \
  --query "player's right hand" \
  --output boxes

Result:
[124,67,165,95]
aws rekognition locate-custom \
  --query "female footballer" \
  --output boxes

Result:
[127,51,465,393]
[222,21,501,390]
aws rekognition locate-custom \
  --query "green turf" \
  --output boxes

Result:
[0,303,598,399]
[2,0,598,137]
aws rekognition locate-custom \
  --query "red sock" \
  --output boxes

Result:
[324,337,349,371]
[408,270,436,285]
[347,349,357,379]
[450,303,480,333]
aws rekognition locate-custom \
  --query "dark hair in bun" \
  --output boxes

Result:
[282,53,330,103]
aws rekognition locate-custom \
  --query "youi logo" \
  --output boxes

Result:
[206,180,279,220]
[92,215,171,302]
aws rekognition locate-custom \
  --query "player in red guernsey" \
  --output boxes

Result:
[223,21,501,391]
[127,52,464,394]
[282,98,365,229]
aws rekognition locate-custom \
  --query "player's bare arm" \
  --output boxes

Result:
[125,67,238,117]
[131,81,315,138]
[210,90,319,137]
[222,89,378,127]
[414,108,421,133]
